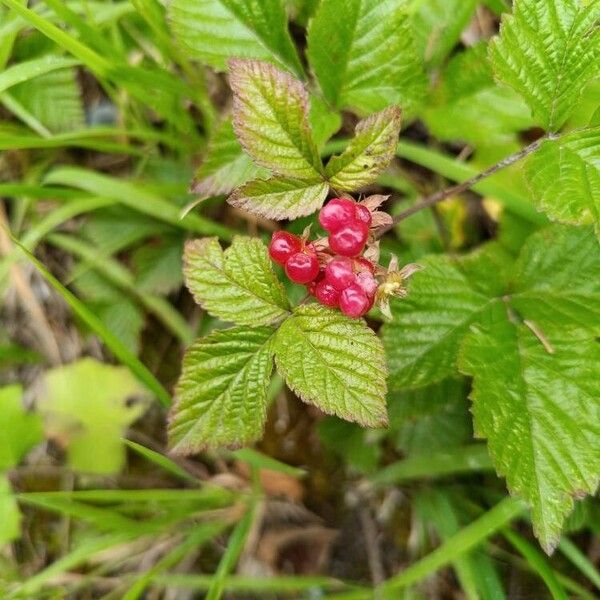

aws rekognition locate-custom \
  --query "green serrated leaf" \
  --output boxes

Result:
[168,326,275,453]
[274,304,388,427]
[229,59,323,179]
[525,128,600,236]
[412,0,478,67]
[309,94,342,149]
[459,303,600,553]
[39,358,150,474]
[183,236,290,326]
[192,119,268,197]
[169,0,303,77]
[510,225,600,332]
[307,0,426,115]
[0,385,43,470]
[383,243,513,390]
[489,0,600,130]
[388,378,471,456]
[10,67,84,133]
[423,43,535,146]
[228,176,328,220]
[325,105,402,191]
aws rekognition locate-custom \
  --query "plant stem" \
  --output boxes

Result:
[376,134,556,237]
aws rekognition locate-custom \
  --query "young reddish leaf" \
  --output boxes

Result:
[325,106,402,191]
[228,176,329,220]
[229,59,323,179]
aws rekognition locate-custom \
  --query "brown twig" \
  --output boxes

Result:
[375,133,557,238]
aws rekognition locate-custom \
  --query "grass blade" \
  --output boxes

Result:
[124,440,197,483]
[558,537,600,591]
[371,445,493,485]
[44,167,234,240]
[502,530,568,600]
[11,239,171,406]
[379,497,523,594]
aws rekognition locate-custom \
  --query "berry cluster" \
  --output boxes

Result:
[269,198,379,319]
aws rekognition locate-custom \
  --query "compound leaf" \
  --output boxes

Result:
[228,176,329,220]
[489,0,600,130]
[274,304,388,427]
[183,236,290,326]
[169,0,303,76]
[307,0,426,115]
[169,326,275,453]
[525,128,600,236]
[229,59,323,179]
[325,105,402,191]
[459,304,600,553]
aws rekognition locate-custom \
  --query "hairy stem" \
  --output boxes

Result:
[376,133,557,237]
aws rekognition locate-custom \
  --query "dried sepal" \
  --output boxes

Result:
[375,255,423,319]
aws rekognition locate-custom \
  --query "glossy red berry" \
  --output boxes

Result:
[315,280,340,307]
[325,257,355,291]
[329,220,369,257]
[319,198,356,232]
[355,204,372,226]
[339,284,371,318]
[307,269,325,295]
[269,231,301,265]
[285,251,319,284]
[356,271,378,298]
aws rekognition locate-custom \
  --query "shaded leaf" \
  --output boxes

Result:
[383,243,513,390]
[423,44,535,146]
[459,304,600,553]
[169,0,303,76]
[38,359,150,474]
[489,0,600,130]
[0,476,20,547]
[274,305,388,427]
[325,106,401,191]
[228,176,328,220]
[0,385,43,469]
[307,0,426,115]
[183,236,290,326]
[229,59,323,179]
[412,0,479,67]
[510,225,600,332]
[132,236,184,295]
[10,67,84,133]
[192,119,267,198]
[525,128,600,236]
[169,326,275,453]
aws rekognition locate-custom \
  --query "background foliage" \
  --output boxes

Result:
[0,0,598,598]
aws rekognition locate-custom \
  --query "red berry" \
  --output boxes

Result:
[339,284,371,318]
[269,231,301,265]
[325,257,355,291]
[319,198,356,232]
[356,271,378,298]
[315,280,340,307]
[285,251,319,284]
[329,220,369,257]
[355,204,372,226]
[354,257,375,273]
[307,269,325,295]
